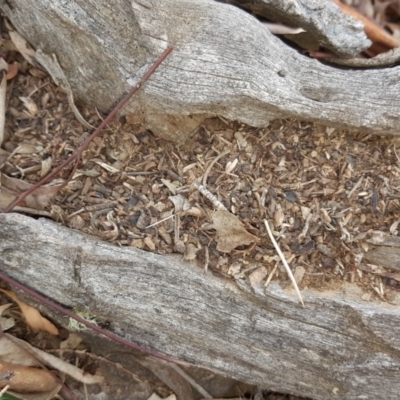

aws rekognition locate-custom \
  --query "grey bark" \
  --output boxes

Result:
[217,0,371,56]
[1,213,400,400]
[1,0,399,142]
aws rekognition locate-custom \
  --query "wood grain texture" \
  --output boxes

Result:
[217,0,371,56]
[0,0,399,141]
[1,213,400,399]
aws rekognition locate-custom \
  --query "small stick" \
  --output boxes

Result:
[167,362,213,399]
[264,219,304,307]
[0,268,185,365]
[3,47,173,213]
[202,149,230,187]
[194,182,227,211]
[146,213,176,228]
[264,263,278,289]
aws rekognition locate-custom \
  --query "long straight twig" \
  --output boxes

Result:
[3,47,173,213]
[264,219,304,307]
[0,268,186,365]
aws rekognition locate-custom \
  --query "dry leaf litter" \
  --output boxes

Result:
[3,58,400,306]
[2,24,400,311]
[0,23,318,400]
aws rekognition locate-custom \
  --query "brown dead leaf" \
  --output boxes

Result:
[0,360,58,393]
[0,334,103,385]
[0,174,63,210]
[19,96,38,117]
[169,194,191,212]
[211,210,259,253]
[248,266,268,287]
[40,157,52,177]
[0,290,59,335]
[15,143,40,154]
[6,62,18,80]
[8,30,36,65]
[143,236,156,251]
[184,243,199,260]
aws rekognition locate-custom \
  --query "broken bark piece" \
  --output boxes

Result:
[218,0,371,56]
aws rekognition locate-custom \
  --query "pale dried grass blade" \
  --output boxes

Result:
[0,385,9,397]
[0,58,7,146]
[264,219,304,307]
[167,362,212,399]
[4,334,104,384]
[8,30,36,64]
[35,49,94,129]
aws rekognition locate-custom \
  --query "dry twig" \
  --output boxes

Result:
[0,267,185,365]
[3,46,173,213]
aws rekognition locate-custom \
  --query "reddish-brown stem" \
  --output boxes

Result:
[0,267,186,365]
[3,46,174,213]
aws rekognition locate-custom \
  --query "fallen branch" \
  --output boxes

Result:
[2,213,400,399]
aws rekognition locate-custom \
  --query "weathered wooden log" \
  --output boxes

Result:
[1,0,399,142]
[218,0,370,56]
[1,213,400,400]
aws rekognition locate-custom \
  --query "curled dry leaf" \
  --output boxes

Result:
[161,179,179,195]
[0,361,58,393]
[6,61,18,80]
[14,143,40,154]
[0,334,104,385]
[169,194,191,212]
[0,289,59,335]
[143,236,156,251]
[184,243,199,260]
[249,266,269,287]
[225,158,238,174]
[19,96,38,116]
[40,157,52,177]
[211,210,259,253]
[8,30,36,64]
[0,174,63,210]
